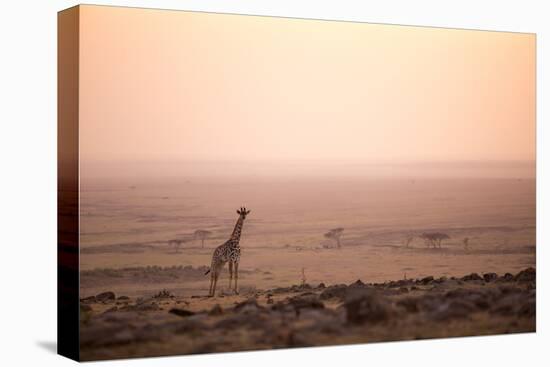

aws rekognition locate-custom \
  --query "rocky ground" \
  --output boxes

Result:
[79,267,536,361]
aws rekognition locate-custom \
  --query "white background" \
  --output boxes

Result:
[0,0,547,366]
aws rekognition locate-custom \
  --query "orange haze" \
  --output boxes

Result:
[78,6,535,178]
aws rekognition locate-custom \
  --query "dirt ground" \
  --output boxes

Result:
[79,267,536,361]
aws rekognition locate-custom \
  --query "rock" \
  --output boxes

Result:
[320,285,348,300]
[234,298,265,314]
[420,276,434,285]
[272,286,292,294]
[287,294,324,315]
[80,303,92,312]
[117,296,130,300]
[104,306,118,313]
[267,297,274,304]
[96,291,116,302]
[317,283,326,289]
[344,291,391,324]
[121,302,159,312]
[100,311,137,324]
[289,284,310,292]
[388,279,413,288]
[208,304,224,316]
[500,273,514,282]
[515,267,536,282]
[169,308,195,317]
[349,279,365,287]
[399,287,409,294]
[461,273,483,282]
[80,296,96,304]
[483,273,498,282]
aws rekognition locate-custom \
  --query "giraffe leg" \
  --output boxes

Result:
[212,268,220,297]
[234,261,239,294]
[212,274,217,297]
[228,261,233,290]
[208,271,214,297]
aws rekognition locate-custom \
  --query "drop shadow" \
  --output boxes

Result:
[36,340,57,354]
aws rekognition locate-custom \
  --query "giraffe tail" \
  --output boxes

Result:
[204,268,211,275]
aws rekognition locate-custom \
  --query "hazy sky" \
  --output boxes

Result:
[79,6,535,168]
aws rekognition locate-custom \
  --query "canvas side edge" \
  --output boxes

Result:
[57,5,80,362]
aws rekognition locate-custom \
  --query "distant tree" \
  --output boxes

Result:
[436,233,450,248]
[168,240,175,251]
[403,235,415,248]
[194,229,212,248]
[324,228,345,249]
[420,233,433,248]
[168,239,185,253]
[419,233,432,248]
[420,232,450,249]
[301,267,307,286]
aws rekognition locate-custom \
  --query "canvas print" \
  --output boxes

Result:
[58,5,536,361]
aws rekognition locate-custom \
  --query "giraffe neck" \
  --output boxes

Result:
[229,217,244,246]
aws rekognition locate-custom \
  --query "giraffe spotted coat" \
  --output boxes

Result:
[207,207,250,296]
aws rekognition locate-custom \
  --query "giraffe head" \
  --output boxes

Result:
[236,207,251,219]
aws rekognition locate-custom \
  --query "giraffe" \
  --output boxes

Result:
[204,207,251,296]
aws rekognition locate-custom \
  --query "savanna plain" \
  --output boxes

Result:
[77,175,536,360]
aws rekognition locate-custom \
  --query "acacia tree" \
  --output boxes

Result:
[168,239,185,253]
[420,233,432,248]
[324,228,345,249]
[420,232,450,248]
[194,229,212,248]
